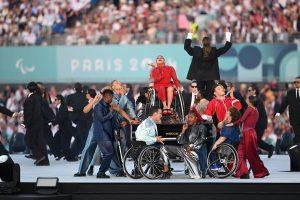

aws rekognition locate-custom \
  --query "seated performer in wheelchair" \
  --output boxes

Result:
[134,106,172,178]
[177,111,209,179]
[148,55,182,115]
[135,107,207,179]
[212,107,241,150]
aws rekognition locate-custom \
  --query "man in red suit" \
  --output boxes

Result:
[149,55,181,115]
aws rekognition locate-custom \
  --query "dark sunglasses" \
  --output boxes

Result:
[294,81,300,84]
[190,85,197,88]
[248,89,253,92]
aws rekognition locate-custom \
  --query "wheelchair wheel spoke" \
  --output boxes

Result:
[222,163,230,173]
[144,164,150,174]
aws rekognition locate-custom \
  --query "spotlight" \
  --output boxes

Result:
[35,177,59,195]
[0,153,20,194]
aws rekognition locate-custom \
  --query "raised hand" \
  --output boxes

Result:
[147,61,156,68]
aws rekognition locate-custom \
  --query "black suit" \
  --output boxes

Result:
[279,89,300,144]
[183,91,197,116]
[184,39,232,100]
[66,92,88,156]
[255,98,273,152]
[23,93,48,161]
[52,103,75,159]
[41,99,60,157]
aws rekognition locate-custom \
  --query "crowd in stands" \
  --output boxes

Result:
[0,0,299,46]
[0,81,294,155]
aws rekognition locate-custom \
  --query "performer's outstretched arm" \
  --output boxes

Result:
[216,32,232,57]
[184,33,194,56]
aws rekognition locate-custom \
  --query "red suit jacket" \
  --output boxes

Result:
[205,97,242,123]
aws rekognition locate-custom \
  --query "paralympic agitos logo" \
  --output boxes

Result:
[15,59,35,74]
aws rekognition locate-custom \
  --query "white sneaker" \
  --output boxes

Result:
[0,155,8,163]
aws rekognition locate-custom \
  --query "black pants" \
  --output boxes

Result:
[25,124,48,160]
[43,124,60,157]
[54,128,75,159]
[256,127,273,152]
[197,80,215,100]
[292,124,300,145]
[71,120,89,156]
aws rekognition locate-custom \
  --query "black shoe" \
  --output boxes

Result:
[116,170,126,177]
[240,174,250,179]
[97,173,110,178]
[87,166,94,176]
[201,173,206,179]
[34,156,46,165]
[268,146,274,158]
[74,172,86,177]
[35,157,50,166]
[66,157,78,162]
[25,154,36,160]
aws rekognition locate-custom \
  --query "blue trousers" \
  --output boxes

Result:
[77,124,97,174]
[77,124,121,175]
[198,143,208,174]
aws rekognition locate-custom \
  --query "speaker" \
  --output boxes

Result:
[288,144,300,171]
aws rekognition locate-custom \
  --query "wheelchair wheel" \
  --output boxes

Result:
[123,146,143,179]
[207,143,238,178]
[138,146,164,179]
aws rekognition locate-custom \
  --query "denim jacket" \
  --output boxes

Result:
[113,93,137,119]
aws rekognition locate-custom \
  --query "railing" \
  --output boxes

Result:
[1,31,299,46]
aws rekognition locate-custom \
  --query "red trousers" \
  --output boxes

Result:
[155,85,168,102]
[235,128,269,178]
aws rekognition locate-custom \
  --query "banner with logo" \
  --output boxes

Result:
[0,44,299,83]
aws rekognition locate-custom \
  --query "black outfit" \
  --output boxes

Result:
[279,89,300,144]
[182,91,198,116]
[184,39,232,100]
[41,99,60,157]
[255,98,274,152]
[52,103,76,160]
[23,93,49,164]
[66,92,89,156]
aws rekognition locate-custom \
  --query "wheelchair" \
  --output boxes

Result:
[206,143,239,178]
[122,124,184,180]
[144,87,185,123]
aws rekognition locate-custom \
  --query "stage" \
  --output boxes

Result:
[10,154,300,183]
[2,154,300,200]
